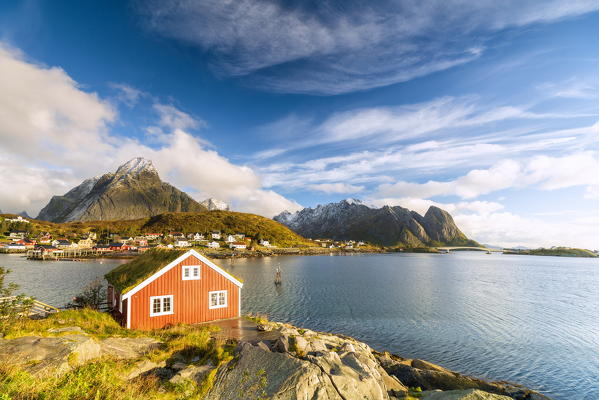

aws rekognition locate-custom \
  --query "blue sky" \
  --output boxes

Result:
[1,0,599,248]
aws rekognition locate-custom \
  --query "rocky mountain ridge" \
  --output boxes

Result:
[37,158,207,222]
[275,199,477,247]
[200,198,230,211]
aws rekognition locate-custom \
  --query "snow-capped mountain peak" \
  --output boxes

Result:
[115,157,158,178]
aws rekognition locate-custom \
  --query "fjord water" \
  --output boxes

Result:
[221,253,599,400]
[3,252,598,399]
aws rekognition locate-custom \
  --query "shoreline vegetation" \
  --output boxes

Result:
[0,309,551,400]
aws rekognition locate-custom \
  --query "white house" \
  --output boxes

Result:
[211,231,221,240]
[207,241,220,249]
[259,239,270,247]
[229,242,247,250]
[225,235,235,243]
[174,240,191,248]
[193,233,205,241]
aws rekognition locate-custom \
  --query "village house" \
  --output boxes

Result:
[136,238,148,247]
[78,237,96,249]
[174,239,191,248]
[229,242,247,250]
[169,232,185,239]
[145,233,162,241]
[16,238,36,249]
[6,243,26,250]
[8,230,27,240]
[52,239,73,249]
[109,242,134,252]
[38,234,52,244]
[234,233,245,241]
[94,244,112,253]
[33,244,62,256]
[259,239,271,247]
[104,249,242,330]
[225,234,235,243]
[192,233,204,241]
[211,231,221,240]
[207,241,220,249]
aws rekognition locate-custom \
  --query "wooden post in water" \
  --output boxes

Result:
[274,265,282,285]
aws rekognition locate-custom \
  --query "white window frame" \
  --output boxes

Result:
[182,265,201,280]
[208,290,228,309]
[149,295,174,317]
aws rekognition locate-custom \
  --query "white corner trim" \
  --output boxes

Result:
[149,295,174,317]
[122,249,242,300]
[208,290,228,309]
[126,298,131,329]
[238,286,241,317]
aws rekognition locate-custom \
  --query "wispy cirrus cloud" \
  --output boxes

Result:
[135,0,599,94]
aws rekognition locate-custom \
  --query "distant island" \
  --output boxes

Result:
[503,247,598,258]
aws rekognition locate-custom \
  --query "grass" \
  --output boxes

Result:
[2,308,138,339]
[104,249,186,294]
[0,309,237,399]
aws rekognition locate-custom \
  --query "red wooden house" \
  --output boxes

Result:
[104,249,243,330]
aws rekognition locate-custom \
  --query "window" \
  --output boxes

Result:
[208,290,227,309]
[182,265,201,280]
[149,295,174,316]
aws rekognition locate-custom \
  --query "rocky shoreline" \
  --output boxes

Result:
[0,318,551,400]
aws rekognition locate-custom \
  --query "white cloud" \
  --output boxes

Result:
[136,0,599,94]
[110,83,147,107]
[374,153,599,200]
[308,183,364,194]
[153,103,205,131]
[377,160,522,199]
[0,43,299,218]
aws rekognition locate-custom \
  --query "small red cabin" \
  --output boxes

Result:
[105,249,242,330]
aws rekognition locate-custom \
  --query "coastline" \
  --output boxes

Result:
[0,311,552,400]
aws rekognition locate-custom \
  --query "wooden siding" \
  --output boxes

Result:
[128,254,240,330]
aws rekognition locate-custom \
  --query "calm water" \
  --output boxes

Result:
[3,252,598,399]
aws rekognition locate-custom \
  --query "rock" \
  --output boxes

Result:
[99,337,162,359]
[376,353,499,392]
[170,363,215,384]
[0,335,101,375]
[170,362,188,370]
[126,359,166,380]
[256,341,271,352]
[293,336,308,355]
[273,335,290,353]
[308,338,328,354]
[257,323,273,332]
[205,343,341,400]
[307,350,388,400]
[421,389,513,399]
[47,326,84,333]
[412,359,450,373]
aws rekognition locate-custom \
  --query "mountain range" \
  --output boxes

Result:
[36,158,229,223]
[275,199,477,247]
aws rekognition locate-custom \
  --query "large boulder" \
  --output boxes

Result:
[0,334,163,376]
[170,363,215,385]
[205,343,342,400]
[0,335,101,375]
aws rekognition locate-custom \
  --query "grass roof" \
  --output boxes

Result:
[104,249,186,294]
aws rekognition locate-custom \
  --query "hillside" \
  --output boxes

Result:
[1,211,310,248]
[275,199,479,248]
